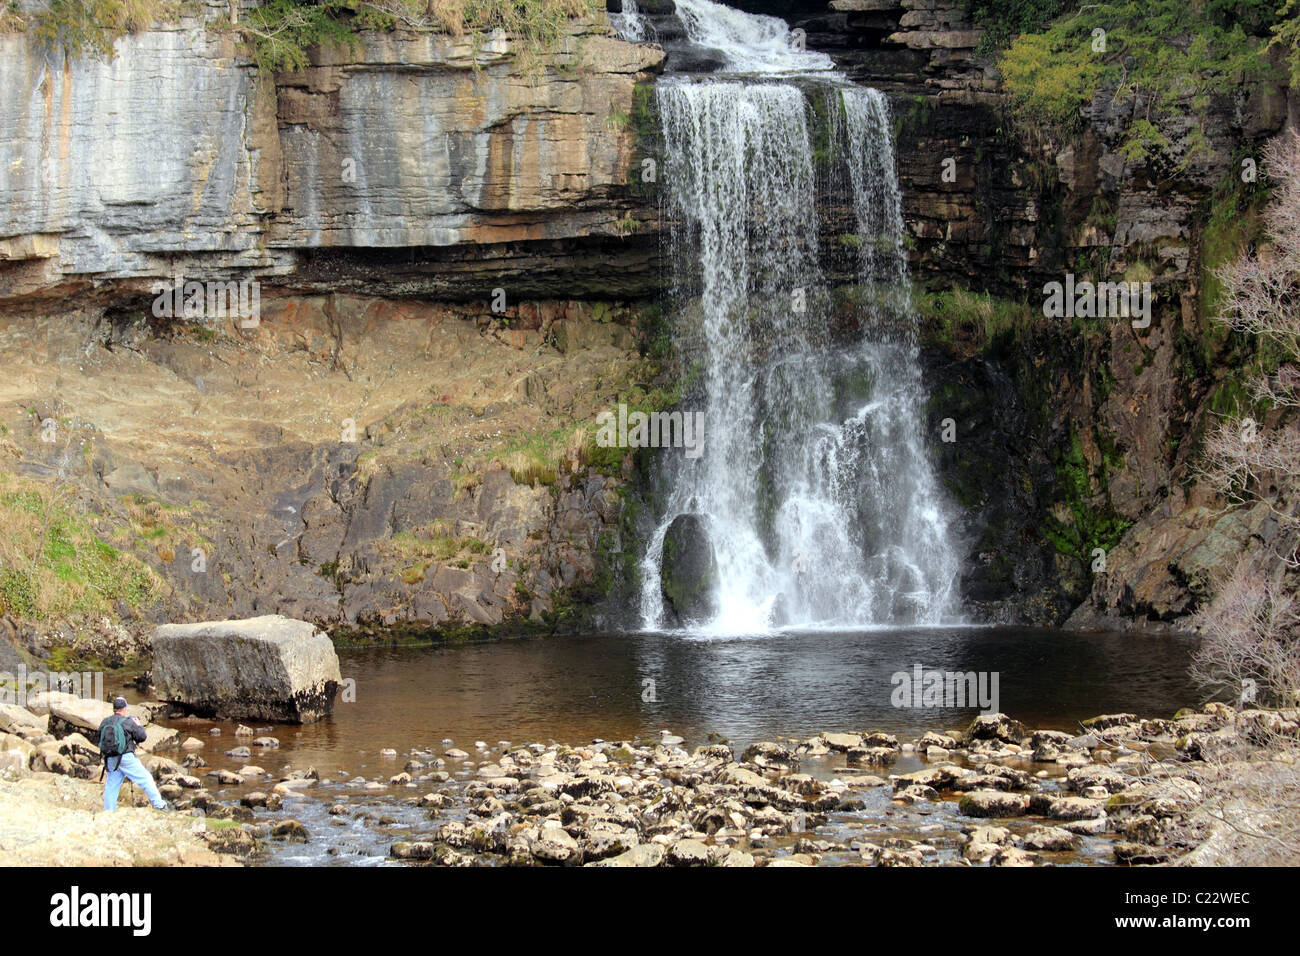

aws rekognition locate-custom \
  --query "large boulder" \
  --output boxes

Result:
[659,514,718,626]
[152,616,341,723]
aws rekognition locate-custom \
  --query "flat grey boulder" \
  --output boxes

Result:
[152,616,341,724]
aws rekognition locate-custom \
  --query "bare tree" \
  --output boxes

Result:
[1159,130,1300,865]
[1191,563,1300,707]
[1201,130,1300,520]
[1195,130,1300,703]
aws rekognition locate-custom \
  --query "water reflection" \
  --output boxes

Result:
[235,628,1198,778]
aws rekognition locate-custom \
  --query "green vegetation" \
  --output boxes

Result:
[258,0,601,71]
[914,286,1038,355]
[1273,0,1300,85]
[390,523,490,576]
[0,474,164,620]
[1198,163,1269,323]
[26,0,598,71]
[1044,431,1131,566]
[30,0,172,59]
[970,0,1069,54]
[997,0,1289,162]
[249,0,599,72]
[495,425,587,486]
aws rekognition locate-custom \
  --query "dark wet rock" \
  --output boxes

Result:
[847,745,898,767]
[663,46,730,73]
[1081,713,1139,732]
[659,514,719,626]
[391,841,435,860]
[893,784,939,804]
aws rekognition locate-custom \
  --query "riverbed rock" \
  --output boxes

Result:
[271,820,309,842]
[588,843,666,867]
[667,838,712,866]
[964,713,1028,744]
[531,824,581,865]
[1113,841,1171,864]
[1066,765,1130,794]
[958,790,1030,818]
[1035,795,1107,821]
[893,765,970,792]
[821,732,862,751]
[847,746,897,767]
[659,514,719,626]
[1023,826,1081,851]
[992,846,1037,866]
[391,841,435,860]
[152,616,342,723]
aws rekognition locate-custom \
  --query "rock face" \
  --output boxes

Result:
[0,300,638,638]
[659,514,718,626]
[152,616,342,723]
[0,6,664,307]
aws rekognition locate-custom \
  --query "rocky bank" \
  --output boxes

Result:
[5,684,1296,865]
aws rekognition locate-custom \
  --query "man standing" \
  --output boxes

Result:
[99,696,169,812]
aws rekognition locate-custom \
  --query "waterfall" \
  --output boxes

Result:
[672,0,835,72]
[610,0,649,43]
[635,2,960,631]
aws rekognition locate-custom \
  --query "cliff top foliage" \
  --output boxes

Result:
[19,0,598,71]
[989,0,1296,162]
[244,0,597,71]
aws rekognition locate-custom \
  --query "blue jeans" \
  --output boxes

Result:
[104,751,166,810]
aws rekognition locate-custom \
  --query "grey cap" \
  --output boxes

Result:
[112,696,129,710]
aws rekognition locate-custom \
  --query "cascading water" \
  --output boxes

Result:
[609,0,649,42]
[635,0,960,631]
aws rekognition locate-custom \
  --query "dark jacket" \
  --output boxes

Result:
[97,713,147,757]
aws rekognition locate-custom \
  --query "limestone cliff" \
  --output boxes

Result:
[0,4,664,309]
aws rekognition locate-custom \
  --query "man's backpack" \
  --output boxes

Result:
[99,715,129,777]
